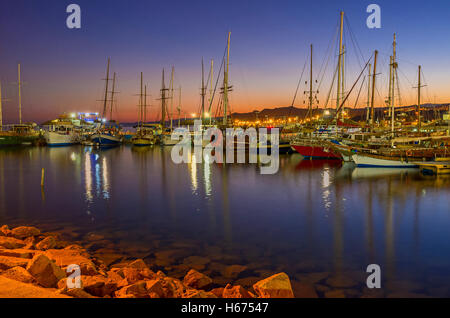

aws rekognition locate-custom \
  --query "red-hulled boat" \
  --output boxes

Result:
[291,139,342,159]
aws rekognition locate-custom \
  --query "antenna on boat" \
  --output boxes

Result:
[209,59,213,125]
[144,84,147,125]
[177,86,182,127]
[0,82,3,131]
[366,63,371,123]
[201,58,206,123]
[160,69,168,127]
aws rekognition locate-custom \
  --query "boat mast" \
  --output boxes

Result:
[336,11,344,122]
[223,32,231,126]
[170,66,174,130]
[144,84,147,125]
[308,44,313,121]
[417,65,422,130]
[371,50,378,132]
[0,82,2,131]
[178,86,182,127]
[139,72,143,128]
[110,72,116,121]
[18,64,22,124]
[341,44,346,121]
[161,69,166,127]
[209,59,213,125]
[102,58,111,121]
[201,58,206,123]
[391,33,397,136]
[366,63,371,123]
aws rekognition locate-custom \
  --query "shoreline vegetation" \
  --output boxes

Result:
[0,224,297,298]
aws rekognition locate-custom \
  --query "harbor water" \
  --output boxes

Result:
[0,145,450,297]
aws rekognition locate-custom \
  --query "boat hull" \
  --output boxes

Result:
[91,134,122,147]
[132,137,154,147]
[0,135,39,146]
[291,144,342,159]
[352,153,419,168]
[44,131,79,147]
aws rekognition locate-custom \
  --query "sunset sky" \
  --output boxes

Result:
[0,0,449,123]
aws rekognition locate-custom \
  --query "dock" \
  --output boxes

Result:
[418,162,450,175]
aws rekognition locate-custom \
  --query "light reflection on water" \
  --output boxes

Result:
[0,145,450,296]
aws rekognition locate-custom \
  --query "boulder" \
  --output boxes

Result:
[210,287,224,297]
[0,256,29,270]
[183,269,213,290]
[0,225,10,236]
[81,275,118,297]
[60,288,95,298]
[0,248,37,259]
[26,254,66,288]
[145,279,165,298]
[114,281,148,298]
[222,284,253,298]
[183,289,217,298]
[253,273,294,298]
[1,266,35,284]
[11,226,40,239]
[0,276,70,298]
[36,236,57,250]
[0,237,26,249]
[44,248,97,275]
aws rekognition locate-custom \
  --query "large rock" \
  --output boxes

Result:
[0,248,38,259]
[10,226,40,239]
[81,275,118,297]
[0,276,70,298]
[183,289,217,298]
[1,266,35,284]
[145,279,165,298]
[183,269,213,290]
[0,256,29,270]
[222,284,253,298]
[26,254,66,288]
[114,281,148,298]
[36,236,57,250]
[0,225,10,236]
[253,273,294,298]
[44,248,97,275]
[0,237,26,249]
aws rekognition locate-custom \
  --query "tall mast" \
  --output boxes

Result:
[209,59,213,125]
[139,72,143,127]
[110,72,116,121]
[18,64,22,124]
[161,69,166,127]
[0,82,2,131]
[341,44,346,121]
[201,58,206,122]
[102,58,111,120]
[391,34,397,135]
[223,32,231,126]
[366,63,371,123]
[389,56,394,136]
[336,11,344,119]
[178,86,182,127]
[417,65,422,130]
[144,84,147,125]
[170,66,174,130]
[371,50,378,132]
[308,44,313,120]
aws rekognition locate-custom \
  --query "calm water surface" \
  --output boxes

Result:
[0,145,450,297]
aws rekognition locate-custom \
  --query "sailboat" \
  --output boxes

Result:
[161,67,178,146]
[0,65,40,147]
[132,72,156,146]
[91,58,123,147]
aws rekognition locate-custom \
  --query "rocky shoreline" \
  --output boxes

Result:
[0,224,297,298]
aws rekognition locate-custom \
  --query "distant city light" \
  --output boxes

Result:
[191,113,196,118]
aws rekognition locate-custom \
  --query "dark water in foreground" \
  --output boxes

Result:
[1,145,450,297]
